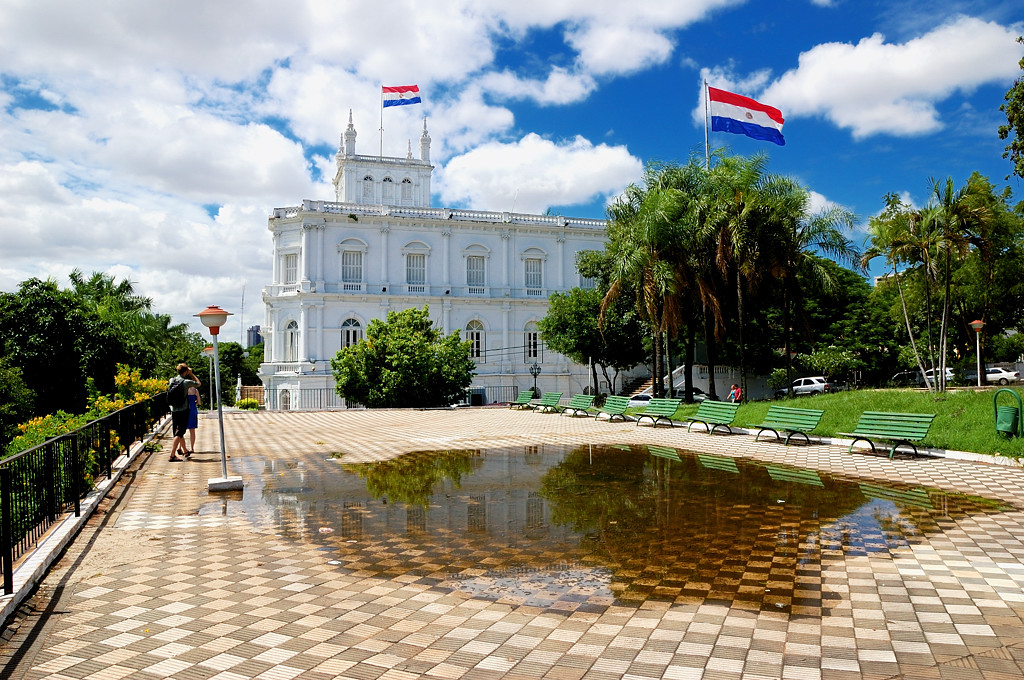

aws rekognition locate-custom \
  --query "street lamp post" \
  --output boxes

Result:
[969,319,985,388]
[529,362,541,395]
[195,305,243,492]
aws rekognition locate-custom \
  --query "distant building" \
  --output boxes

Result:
[258,112,641,408]
[246,325,263,347]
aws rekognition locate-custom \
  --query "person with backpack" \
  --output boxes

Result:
[168,364,201,461]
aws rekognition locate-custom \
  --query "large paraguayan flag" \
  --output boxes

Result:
[382,85,422,107]
[708,86,785,146]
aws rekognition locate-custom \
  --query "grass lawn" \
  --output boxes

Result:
[652,387,1024,457]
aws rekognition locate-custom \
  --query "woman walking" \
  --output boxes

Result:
[186,385,201,456]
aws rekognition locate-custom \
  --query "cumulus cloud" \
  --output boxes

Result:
[761,16,1024,138]
[437,133,642,214]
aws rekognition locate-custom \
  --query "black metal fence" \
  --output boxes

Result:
[0,394,168,594]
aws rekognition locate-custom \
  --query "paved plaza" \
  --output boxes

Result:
[4,407,1024,679]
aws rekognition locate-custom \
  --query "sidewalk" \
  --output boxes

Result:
[3,408,1024,679]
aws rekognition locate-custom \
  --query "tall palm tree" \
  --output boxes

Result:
[759,176,858,388]
[927,176,989,390]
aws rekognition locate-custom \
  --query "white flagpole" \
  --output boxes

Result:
[379,88,384,158]
[704,80,710,170]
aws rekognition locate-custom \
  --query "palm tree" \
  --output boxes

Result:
[759,176,858,389]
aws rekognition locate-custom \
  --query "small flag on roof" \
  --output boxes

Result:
[708,86,785,146]
[382,85,422,107]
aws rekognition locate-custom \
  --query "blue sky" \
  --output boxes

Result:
[0,0,1021,340]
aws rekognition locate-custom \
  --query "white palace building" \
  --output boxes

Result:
[258,114,640,408]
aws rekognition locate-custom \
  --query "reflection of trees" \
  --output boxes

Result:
[342,449,478,507]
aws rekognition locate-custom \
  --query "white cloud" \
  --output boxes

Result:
[437,133,642,213]
[479,68,597,106]
[761,15,1024,138]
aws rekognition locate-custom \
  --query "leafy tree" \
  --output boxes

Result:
[539,286,645,395]
[999,36,1024,179]
[0,278,126,415]
[0,358,34,449]
[331,306,474,408]
[800,345,861,379]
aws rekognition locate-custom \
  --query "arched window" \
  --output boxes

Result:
[285,320,299,362]
[466,320,484,360]
[362,175,374,202]
[401,178,413,205]
[524,322,540,361]
[280,390,291,411]
[382,176,395,204]
[341,318,362,348]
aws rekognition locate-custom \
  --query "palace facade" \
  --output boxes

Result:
[258,113,638,408]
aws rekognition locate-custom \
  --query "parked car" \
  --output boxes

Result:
[626,393,652,408]
[775,376,832,397]
[670,385,708,402]
[965,367,1021,385]
[890,370,922,387]
[918,368,955,387]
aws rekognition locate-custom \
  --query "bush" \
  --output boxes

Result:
[237,398,260,411]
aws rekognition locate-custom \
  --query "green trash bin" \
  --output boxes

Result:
[996,405,1019,436]
[994,388,1023,438]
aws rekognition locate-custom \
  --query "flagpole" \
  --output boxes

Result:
[703,80,710,170]
[379,88,384,158]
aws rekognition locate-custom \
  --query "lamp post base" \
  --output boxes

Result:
[208,476,243,492]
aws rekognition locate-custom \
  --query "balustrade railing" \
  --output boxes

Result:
[0,394,168,594]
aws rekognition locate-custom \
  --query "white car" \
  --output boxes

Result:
[985,367,1020,385]
[918,368,955,386]
[775,376,831,397]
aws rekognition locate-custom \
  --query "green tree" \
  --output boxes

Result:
[331,306,474,408]
[539,287,646,395]
[999,36,1024,179]
[0,358,34,449]
[0,278,126,415]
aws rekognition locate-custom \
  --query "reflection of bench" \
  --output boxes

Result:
[684,401,740,435]
[698,453,738,474]
[648,445,681,462]
[558,394,595,417]
[635,398,682,428]
[838,411,936,459]
[534,392,564,413]
[509,392,534,409]
[596,395,630,422]
[764,463,824,487]
[859,482,933,509]
[755,406,825,445]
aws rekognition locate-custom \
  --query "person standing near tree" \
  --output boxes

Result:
[728,384,742,403]
[167,364,200,461]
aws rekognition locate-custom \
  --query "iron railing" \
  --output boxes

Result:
[0,394,168,594]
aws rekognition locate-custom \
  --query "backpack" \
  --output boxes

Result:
[168,377,188,409]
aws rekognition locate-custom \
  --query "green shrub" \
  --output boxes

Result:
[237,398,260,411]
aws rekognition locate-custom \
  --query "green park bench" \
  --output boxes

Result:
[509,391,534,409]
[858,482,933,509]
[533,392,564,413]
[763,463,824,487]
[837,411,937,459]
[683,400,740,435]
[596,395,631,422]
[635,398,682,428]
[754,406,825,445]
[558,394,595,417]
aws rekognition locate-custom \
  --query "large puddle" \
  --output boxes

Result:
[201,444,1010,613]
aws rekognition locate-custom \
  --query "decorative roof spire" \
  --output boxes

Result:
[343,109,357,156]
[419,117,431,163]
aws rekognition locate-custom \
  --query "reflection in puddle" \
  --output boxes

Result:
[201,444,1009,613]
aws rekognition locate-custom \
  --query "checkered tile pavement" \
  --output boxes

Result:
[5,408,1024,679]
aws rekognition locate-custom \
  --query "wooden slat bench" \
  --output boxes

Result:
[533,392,564,413]
[635,398,682,427]
[509,392,534,409]
[596,395,630,422]
[837,411,936,459]
[558,394,595,417]
[683,400,740,435]
[754,406,825,445]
